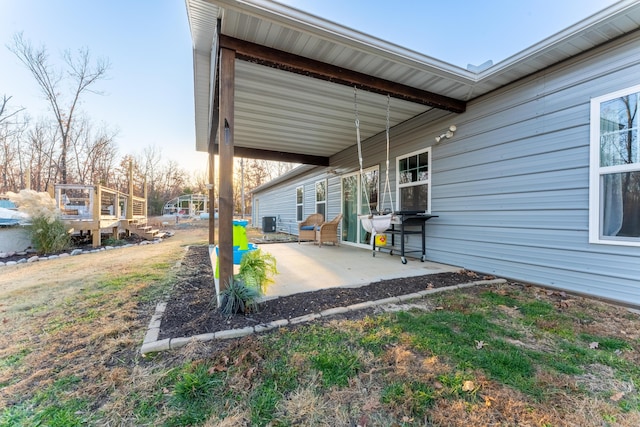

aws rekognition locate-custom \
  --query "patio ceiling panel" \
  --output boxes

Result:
[188,0,640,160]
[232,60,429,158]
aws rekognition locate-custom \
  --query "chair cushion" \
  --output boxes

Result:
[300,225,316,230]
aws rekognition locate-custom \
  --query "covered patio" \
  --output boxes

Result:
[186,0,640,302]
[187,0,469,290]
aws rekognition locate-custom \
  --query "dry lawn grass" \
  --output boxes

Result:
[204,287,640,427]
[0,220,208,419]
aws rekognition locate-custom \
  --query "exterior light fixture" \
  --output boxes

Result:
[435,125,457,143]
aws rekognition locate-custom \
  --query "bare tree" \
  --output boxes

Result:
[231,158,298,214]
[0,95,28,192]
[0,95,25,128]
[69,116,119,185]
[272,160,298,179]
[191,167,212,194]
[23,120,59,191]
[139,144,163,192]
[9,33,110,184]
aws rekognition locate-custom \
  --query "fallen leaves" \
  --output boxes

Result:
[545,290,567,298]
[462,380,475,392]
[610,391,625,402]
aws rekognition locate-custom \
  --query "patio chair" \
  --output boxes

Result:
[316,213,343,247]
[298,213,324,243]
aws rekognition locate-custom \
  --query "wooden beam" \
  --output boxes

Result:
[209,20,220,247]
[219,35,466,114]
[210,144,329,166]
[218,47,235,294]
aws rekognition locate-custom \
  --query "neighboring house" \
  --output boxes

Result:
[187,1,640,305]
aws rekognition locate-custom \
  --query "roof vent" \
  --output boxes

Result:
[466,60,493,73]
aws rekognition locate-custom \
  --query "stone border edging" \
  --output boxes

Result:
[140,278,507,355]
[0,237,169,267]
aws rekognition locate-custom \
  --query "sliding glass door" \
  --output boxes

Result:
[341,167,379,246]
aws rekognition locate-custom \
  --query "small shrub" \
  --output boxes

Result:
[238,248,278,295]
[101,237,126,246]
[219,277,260,318]
[29,216,71,254]
[7,189,71,254]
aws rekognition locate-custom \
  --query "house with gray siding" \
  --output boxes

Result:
[187,0,640,305]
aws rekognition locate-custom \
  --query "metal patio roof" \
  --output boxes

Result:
[186,0,640,164]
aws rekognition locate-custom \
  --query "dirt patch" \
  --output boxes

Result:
[158,245,492,339]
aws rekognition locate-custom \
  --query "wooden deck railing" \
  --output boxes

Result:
[54,183,147,222]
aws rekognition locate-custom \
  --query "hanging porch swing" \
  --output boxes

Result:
[354,87,395,242]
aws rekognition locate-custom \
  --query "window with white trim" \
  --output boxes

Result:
[396,147,431,213]
[589,84,640,246]
[296,185,304,222]
[315,180,326,219]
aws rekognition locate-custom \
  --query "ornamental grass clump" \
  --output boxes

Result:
[219,248,278,317]
[7,190,71,254]
[219,277,261,318]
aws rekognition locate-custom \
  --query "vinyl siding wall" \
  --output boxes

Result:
[427,32,640,305]
[253,172,342,234]
[253,31,640,305]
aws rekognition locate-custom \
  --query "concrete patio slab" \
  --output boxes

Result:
[255,242,461,298]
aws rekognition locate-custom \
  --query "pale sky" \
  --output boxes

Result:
[0,0,619,173]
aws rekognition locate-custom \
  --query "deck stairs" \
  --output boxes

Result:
[122,219,167,240]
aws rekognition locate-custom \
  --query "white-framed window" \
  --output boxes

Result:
[589,84,640,246]
[396,147,431,213]
[315,179,327,219]
[296,185,304,222]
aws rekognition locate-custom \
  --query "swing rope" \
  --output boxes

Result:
[381,94,394,214]
[354,87,396,238]
[354,87,373,215]
[354,87,394,216]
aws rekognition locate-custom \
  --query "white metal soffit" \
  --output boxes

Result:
[186,0,640,158]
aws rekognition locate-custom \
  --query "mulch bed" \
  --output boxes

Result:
[158,245,495,339]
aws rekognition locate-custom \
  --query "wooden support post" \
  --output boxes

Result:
[208,144,216,245]
[127,160,134,221]
[218,47,235,293]
[92,185,102,247]
[143,177,148,218]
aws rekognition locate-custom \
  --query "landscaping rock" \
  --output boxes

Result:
[0,237,170,268]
